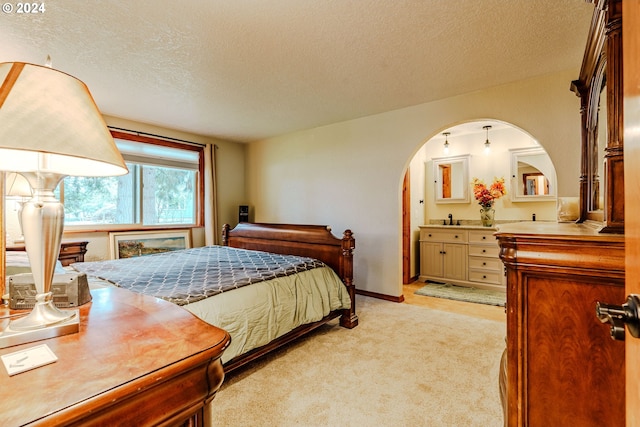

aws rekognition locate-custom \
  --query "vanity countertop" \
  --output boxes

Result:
[420,224,497,230]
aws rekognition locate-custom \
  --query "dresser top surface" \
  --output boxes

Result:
[495,221,625,242]
[0,287,230,425]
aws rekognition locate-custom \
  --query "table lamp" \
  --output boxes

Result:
[5,172,33,243]
[0,61,128,348]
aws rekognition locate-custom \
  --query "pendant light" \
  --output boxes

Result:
[483,125,492,154]
[443,132,450,154]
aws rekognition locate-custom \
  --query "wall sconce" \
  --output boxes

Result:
[0,61,128,348]
[483,125,492,154]
[442,132,450,155]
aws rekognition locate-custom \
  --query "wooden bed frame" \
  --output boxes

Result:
[221,222,358,372]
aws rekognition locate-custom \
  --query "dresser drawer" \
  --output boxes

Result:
[469,230,497,244]
[468,245,499,257]
[468,257,503,271]
[468,270,502,285]
[420,229,468,243]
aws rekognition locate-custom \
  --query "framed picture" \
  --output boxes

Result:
[109,230,191,259]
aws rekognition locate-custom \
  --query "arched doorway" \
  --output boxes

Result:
[402,119,559,285]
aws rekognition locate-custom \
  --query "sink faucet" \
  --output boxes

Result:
[448,213,453,225]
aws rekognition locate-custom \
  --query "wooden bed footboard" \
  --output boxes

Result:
[222,222,358,330]
[221,223,358,373]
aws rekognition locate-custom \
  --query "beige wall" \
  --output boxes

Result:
[5,69,582,298]
[246,69,582,298]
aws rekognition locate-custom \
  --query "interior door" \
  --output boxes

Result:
[402,168,411,284]
[624,1,640,424]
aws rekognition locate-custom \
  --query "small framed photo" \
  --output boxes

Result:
[109,230,191,259]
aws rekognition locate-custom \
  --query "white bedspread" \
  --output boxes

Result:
[73,262,351,364]
[183,266,350,363]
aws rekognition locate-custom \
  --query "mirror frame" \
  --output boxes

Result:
[432,154,470,204]
[509,147,557,202]
[570,0,623,233]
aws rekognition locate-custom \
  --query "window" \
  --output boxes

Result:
[62,130,204,229]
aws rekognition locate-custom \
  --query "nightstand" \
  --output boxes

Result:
[7,241,88,266]
[57,241,89,266]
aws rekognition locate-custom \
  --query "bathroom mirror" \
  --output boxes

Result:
[510,147,557,202]
[591,86,606,213]
[432,155,470,204]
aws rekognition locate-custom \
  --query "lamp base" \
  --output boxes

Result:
[0,309,79,349]
[10,292,76,330]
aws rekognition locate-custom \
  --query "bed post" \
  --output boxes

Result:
[340,229,358,328]
[221,223,230,246]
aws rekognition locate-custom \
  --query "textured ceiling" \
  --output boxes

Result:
[1,1,594,142]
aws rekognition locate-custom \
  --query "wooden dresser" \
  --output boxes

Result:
[0,286,231,426]
[496,222,625,427]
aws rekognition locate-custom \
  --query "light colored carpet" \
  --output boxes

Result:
[415,282,506,307]
[210,295,506,427]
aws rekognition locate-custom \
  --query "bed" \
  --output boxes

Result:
[70,222,358,373]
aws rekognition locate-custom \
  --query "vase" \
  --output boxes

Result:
[480,207,495,227]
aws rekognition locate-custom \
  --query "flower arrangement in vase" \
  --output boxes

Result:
[472,177,507,226]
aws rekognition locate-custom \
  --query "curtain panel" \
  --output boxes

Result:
[204,144,219,245]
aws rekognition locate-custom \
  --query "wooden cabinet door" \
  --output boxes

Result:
[420,241,444,278]
[443,243,467,282]
[523,275,624,426]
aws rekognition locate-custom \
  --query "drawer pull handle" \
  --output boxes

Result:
[482,249,486,253]
[483,275,487,279]
[428,234,432,237]
[482,236,486,240]
[455,235,459,239]
[482,262,487,266]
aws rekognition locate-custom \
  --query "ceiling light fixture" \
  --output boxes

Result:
[443,132,450,155]
[483,125,492,154]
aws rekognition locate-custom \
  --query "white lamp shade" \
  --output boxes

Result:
[5,172,32,197]
[0,62,127,177]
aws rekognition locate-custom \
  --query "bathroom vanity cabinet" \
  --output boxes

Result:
[419,225,504,291]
